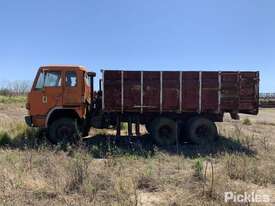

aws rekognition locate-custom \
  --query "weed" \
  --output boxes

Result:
[65,152,90,193]
[232,124,243,138]
[241,134,255,151]
[194,158,204,179]
[259,136,271,151]
[242,118,252,126]
[136,174,158,192]
[120,122,128,130]
[225,154,272,186]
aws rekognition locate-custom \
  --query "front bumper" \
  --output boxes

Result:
[25,116,33,127]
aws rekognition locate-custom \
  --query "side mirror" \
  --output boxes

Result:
[88,72,96,77]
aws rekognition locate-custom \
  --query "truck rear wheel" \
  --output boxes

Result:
[151,117,177,146]
[48,118,81,144]
[187,117,218,144]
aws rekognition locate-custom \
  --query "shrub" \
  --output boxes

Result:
[242,118,252,126]
[0,131,11,146]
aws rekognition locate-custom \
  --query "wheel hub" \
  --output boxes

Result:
[57,125,73,140]
[159,126,172,139]
[195,125,209,138]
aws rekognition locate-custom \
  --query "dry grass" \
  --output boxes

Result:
[0,104,274,205]
[0,95,26,104]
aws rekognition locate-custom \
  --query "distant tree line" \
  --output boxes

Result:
[260,93,275,99]
[0,80,32,96]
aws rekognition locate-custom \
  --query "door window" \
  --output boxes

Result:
[66,72,77,87]
[35,71,61,89]
[45,72,61,87]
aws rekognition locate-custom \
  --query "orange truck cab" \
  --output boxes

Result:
[25,65,95,143]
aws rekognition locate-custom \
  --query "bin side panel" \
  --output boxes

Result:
[202,72,219,112]
[123,71,141,112]
[143,72,161,112]
[104,71,122,112]
[163,72,180,112]
[220,72,240,111]
[239,72,259,114]
[182,72,199,112]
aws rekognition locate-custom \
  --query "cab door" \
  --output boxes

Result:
[63,70,83,106]
[43,71,63,109]
[29,69,63,123]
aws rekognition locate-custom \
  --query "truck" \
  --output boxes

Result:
[25,65,259,145]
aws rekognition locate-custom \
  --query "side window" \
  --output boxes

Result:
[44,72,61,87]
[66,72,77,87]
[85,73,90,86]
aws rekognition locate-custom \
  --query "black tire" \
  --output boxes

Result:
[151,117,177,146]
[187,117,218,145]
[48,118,81,144]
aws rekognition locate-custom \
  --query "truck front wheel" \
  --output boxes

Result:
[187,117,218,144]
[48,118,81,144]
[151,117,177,146]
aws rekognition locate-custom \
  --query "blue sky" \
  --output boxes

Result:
[0,0,274,92]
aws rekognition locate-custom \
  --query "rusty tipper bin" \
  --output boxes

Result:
[103,70,259,115]
[101,70,259,145]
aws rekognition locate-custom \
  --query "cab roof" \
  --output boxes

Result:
[40,65,88,72]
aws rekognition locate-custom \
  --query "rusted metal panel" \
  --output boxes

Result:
[123,71,141,112]
[104,71,122,112]
[239,72,259,113]
[201,72,219,112]
[181,72,199,112]
[143,72,161,112]
[162,71,180,112]
[103,70,259,115]
[220,72,240,111]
